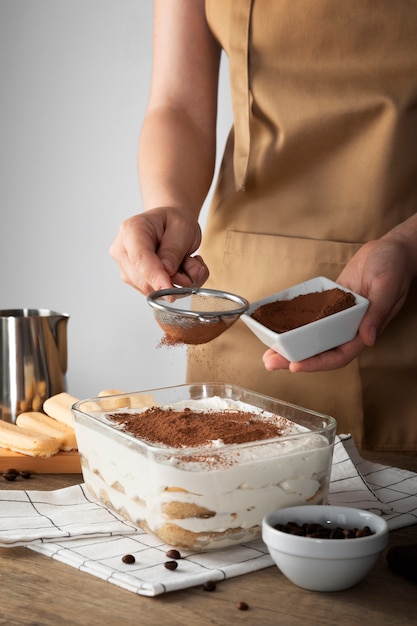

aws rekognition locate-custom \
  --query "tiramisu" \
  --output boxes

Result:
[73,387,336,550]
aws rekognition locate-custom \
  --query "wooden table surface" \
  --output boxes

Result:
[0,450,416,626]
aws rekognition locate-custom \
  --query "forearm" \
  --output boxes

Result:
[109,1,219,293]
[138,105,216,219]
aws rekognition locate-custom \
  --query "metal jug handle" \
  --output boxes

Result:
[49,314,69,375]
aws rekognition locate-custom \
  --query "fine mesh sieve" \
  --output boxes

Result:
[147,287,249,344]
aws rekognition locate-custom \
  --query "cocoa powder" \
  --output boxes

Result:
[109,407,287,448]
[252,288,355,333]
[158,319,230,346]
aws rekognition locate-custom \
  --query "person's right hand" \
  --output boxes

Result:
[109,206,209,295]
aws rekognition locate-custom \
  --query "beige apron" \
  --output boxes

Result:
[187,0,417,451]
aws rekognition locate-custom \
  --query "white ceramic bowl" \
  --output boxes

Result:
[241,276,369,362]
[262,505,389,592]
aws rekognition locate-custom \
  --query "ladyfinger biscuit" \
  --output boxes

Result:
[43,392,79,428]
[98,389,129,410]
[98,389,126,396]
[16,411,77,451]
[0,421,61,457]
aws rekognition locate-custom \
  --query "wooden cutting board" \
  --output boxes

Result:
[0,449,81,474]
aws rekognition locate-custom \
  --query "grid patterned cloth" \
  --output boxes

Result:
[0,435,416,596]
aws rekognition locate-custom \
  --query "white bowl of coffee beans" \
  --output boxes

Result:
[262,505,389,592]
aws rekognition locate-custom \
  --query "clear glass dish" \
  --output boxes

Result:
[72,383,336,551]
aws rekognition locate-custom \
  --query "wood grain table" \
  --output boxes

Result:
[0,450,416,626]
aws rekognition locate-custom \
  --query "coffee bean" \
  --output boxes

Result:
[355,526,372,538]
[164,560,178,571]
[3,471,18,481]
[203,580,217,592]
[306,523,321,535]
[286,521,304,536]
[329,527,344,540]
[237,601,249,611]
[121,554,135,564]
[165,549,181,560]
[2,468,33,481]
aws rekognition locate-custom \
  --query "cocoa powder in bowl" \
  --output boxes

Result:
[251,288,356,333]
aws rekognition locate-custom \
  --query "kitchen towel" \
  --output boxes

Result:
[0,435,416,596]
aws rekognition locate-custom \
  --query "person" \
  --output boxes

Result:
[110,0,417,451]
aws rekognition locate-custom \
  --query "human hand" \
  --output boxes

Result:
[263,235,413,373]
[109,206,209,295]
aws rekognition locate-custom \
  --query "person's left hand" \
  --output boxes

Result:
[262,235,413,373]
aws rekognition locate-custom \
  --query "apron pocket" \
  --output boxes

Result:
[221,230,362,302]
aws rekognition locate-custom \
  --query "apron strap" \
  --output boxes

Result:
[229,0,253,190]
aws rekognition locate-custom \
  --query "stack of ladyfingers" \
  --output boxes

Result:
[0,392,78,458]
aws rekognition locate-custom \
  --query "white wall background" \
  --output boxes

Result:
[0,1,232,399]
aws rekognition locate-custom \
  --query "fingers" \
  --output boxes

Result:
[288,335,365,372]
[262,334,365,373]
[357,274,407,347]
[171,255,209,288]
[109,208,206,295]
[109,220,173,294]
[336,238,410,348]
[263,349,290,371]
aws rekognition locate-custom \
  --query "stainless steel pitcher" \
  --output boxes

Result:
[0,309,69,423]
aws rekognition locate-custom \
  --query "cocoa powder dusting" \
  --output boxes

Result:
[109,407,286,448]
[252,288,356,333]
